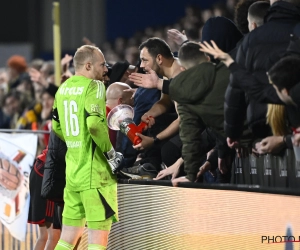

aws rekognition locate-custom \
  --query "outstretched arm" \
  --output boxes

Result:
[128,66,164,90]
[133,100,178,150]
[167,29,188,49]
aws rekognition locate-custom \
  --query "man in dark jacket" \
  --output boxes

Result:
[200,40,300,154]
[41,131,67,247]
[169,42,231,185]
[42,131,67,204]
[226,0,300,145]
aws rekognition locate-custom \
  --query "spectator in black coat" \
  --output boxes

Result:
[225,0,300,145]
[200,41,300,155]
[41,131,67,203]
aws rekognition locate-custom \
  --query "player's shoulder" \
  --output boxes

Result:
[90,80,105,87]
[92,79,103,84]
[86,80,105,99]
[55,80,69,95]
[88,80,105,91]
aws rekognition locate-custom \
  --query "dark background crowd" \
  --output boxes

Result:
[0,0,238,147]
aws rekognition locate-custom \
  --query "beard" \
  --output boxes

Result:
[94,71,104,81]
[143,62,161,75]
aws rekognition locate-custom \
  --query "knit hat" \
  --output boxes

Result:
[201,16,243,53]
[7,55,27,73]
[109,60,136,85]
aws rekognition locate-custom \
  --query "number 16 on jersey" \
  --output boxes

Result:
[63,100,80,136]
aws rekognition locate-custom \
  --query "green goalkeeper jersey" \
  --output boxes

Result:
[52,76,117,195]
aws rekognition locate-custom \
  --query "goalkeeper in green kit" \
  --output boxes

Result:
[52,45,123,250]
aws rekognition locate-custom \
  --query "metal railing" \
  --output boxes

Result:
[231,148,300,189]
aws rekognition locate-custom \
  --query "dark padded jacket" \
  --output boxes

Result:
[225,1,300,139]
[41,131,67,202]
[228,62,299,149]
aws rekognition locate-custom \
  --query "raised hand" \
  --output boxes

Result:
[28,68,48,87]
[199,40,234,67]
[61,54,73,73]
[167,29,188,46]
[82,37,96,46]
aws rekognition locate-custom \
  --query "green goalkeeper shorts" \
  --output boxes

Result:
[62,188,115,230]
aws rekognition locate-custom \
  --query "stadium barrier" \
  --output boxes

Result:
[3,181,299,250]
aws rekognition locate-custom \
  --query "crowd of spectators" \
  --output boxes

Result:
[1,0,300,186]
[1,0,300,248]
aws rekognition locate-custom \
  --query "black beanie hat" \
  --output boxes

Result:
[201,16,243,53]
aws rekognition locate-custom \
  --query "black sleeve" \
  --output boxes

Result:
[206,149,218,171]
[224,39,248,140]
[284,134,294,149]
[162,79,171,95]
[41,131,67,201]
[224,79,247,140]
[229,63,283,104]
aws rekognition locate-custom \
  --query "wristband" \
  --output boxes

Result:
[162,79,170,95]
[153,136,161,145]
[180,40,189,46]
[104,147,115,159]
